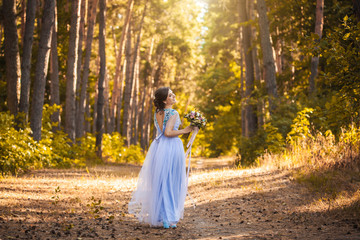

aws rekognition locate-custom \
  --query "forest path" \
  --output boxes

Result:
[0,160,359,239]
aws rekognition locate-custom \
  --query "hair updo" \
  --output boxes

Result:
[153,87,170,112]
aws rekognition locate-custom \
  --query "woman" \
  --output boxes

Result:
[128,87,193,228]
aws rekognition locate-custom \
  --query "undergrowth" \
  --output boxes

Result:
[255,108,360,215]
[0,106,144,176]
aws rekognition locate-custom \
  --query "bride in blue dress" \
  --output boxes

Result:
[128,87,193,229]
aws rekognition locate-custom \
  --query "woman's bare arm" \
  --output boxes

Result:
[164,114,192,137]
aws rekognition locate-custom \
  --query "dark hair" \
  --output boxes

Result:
[153,87,170,112]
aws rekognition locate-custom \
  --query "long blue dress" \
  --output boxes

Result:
[128,108,187,227]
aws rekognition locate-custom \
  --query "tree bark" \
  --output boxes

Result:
[150,45,166,141]
[93,79,98,134]
[85,91,91,132]
[130,0,148,145]
[131,50,140,145]
[19,0,37,123]
[3,0,21,116]
[353,0,360,22]
[139,86,146,149]
[96,0,106,158]
[116,60,127,132]
[309,0,324,95]
[104,69,111,133]
[257,0,278,113]
[29,0,55,141]
[249,0,264,128]
[76,0,98,139]
[239,0,257,137]
[50,2,60,130]
[140,38,154,150]
[111,26,118,59]
[122,24,133,146]
[65,0,81,142]
[240,37,246,137]
[75,0,86,123]
[20,0,26,47]
[109,0,135,133]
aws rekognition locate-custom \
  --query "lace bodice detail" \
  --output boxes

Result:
[154,109,181,140]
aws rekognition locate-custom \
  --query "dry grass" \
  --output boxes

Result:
[256,129,360,226]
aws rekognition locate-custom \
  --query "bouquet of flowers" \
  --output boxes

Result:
[183,110,207,146]
[184,110,207,129]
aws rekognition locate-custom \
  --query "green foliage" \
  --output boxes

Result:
[0,112,43,176]
[0,103,146,176]
[102,132,145,164]
[73,133,98,165]
[238,134,265,166]
[206,104,240,157]
[40,104,79,168]
[122,144,145,164]
[287,108,315,146]
[263,122,286,154]
[316,15,360,132]
[0,106,90,176]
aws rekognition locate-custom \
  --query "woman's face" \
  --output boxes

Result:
[164,89,176,106]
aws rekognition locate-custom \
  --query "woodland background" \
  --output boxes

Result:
[0,0,360,176]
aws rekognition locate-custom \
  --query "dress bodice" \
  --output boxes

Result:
[154,109,181,140]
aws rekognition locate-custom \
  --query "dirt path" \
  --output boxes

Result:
[0,162,359,239]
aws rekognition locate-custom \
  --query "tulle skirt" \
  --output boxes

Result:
[128,135,187,226]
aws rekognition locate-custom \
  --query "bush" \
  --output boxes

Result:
[0,106,86,176]
[102,132,145,164]
[0,105,146,176]
[122,144,145,164]
[0,112,43,175]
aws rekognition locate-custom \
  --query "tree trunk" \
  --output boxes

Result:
[309,0,324,95]
[257,0,278,113]
[353,0,360,22]
[109,0,135,133]
[76,0,98,139]
[122,24,133,146]
[65,0,81,142]
[249,0,264,128]
[144,86,152,148]
[75,0,86,123]
[18,0,37,123]
[3,0,21,116]
[116,60,127,132]
[29,0,55,141]
[150,46,166,141]
[96,0,106,158]
[140,38,154,150]
[239,0,257,137]
[20,0,26,47]
[50,3,60,130]
[104,70,111,133]
[131,52,140,145]
[129,0,148,145]
[85,91,91,132]
[239,37,246,137]
[93,79,98,134]
[111,26,118,59]
[274,27,282,74]
[139,85,146,149]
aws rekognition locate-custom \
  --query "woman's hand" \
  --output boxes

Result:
[183,125,193,134]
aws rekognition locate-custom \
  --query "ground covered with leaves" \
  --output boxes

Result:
[0,161,359,240]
